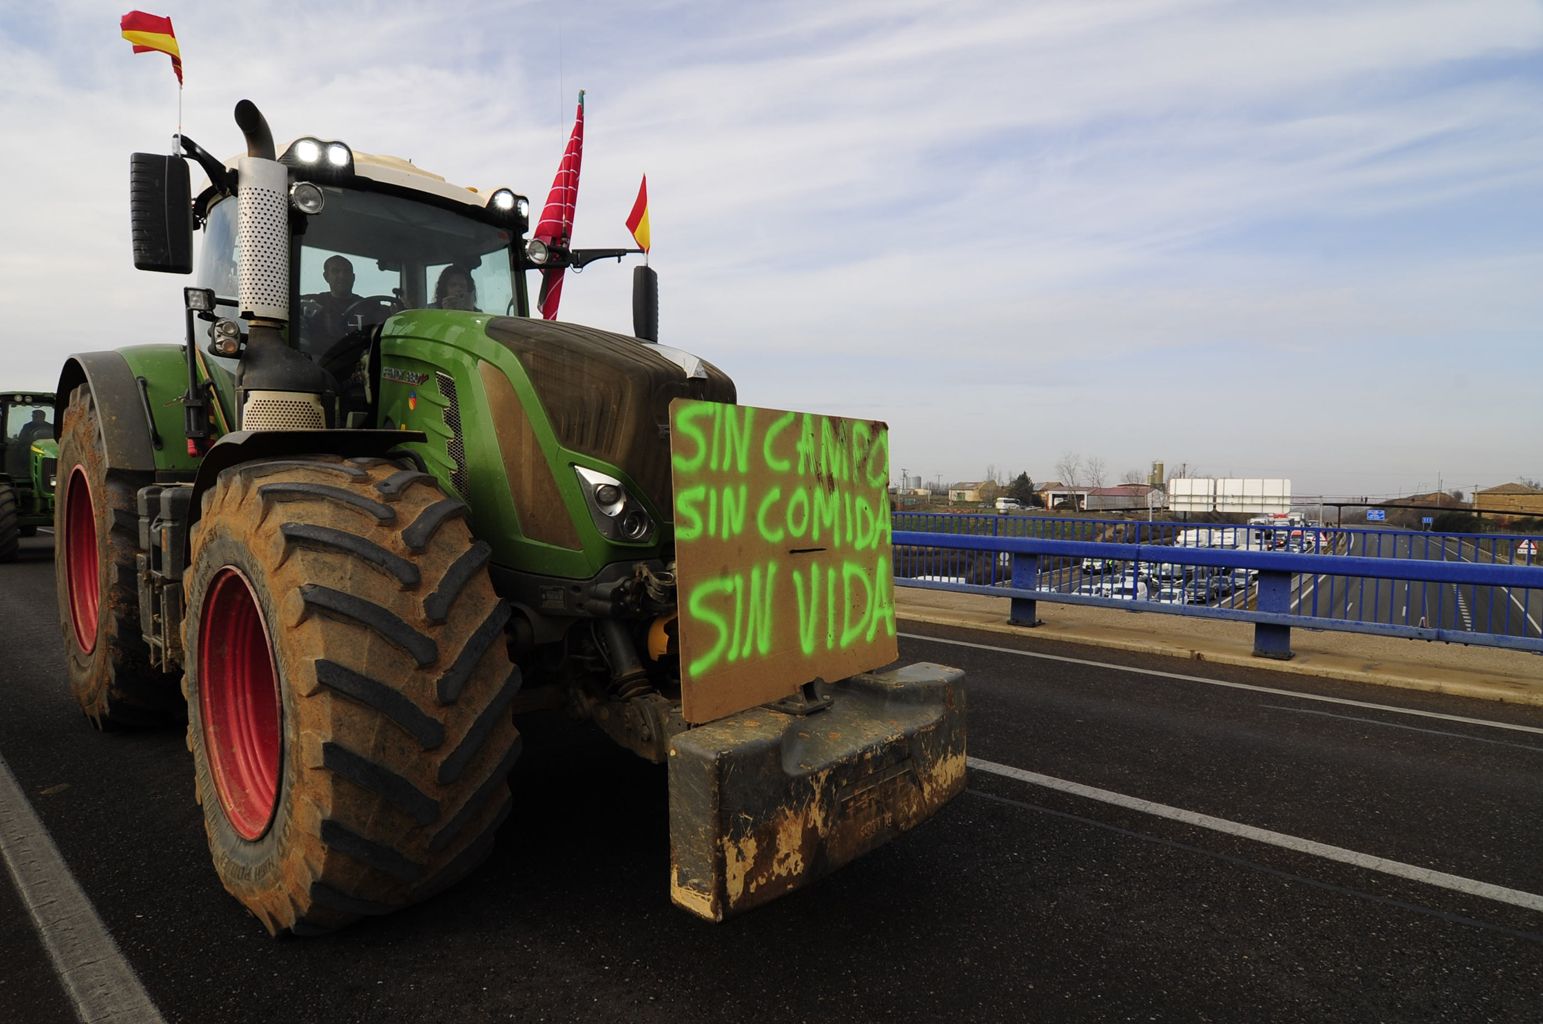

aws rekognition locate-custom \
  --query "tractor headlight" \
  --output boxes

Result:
[525,239,550,266]
[619,509,651,541]
[593,483,623,512]
[290,181,325,215]
[573,466,654,543]
[208,318,244,357]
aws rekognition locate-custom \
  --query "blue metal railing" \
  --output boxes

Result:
[892,515,1543,659]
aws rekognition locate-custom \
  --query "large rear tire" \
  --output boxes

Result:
[52,385,179,727]
[183,455,522,935]
[0,481,17,562]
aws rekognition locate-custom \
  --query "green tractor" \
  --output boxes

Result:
[55,99,964,935]
[0,391,57,561]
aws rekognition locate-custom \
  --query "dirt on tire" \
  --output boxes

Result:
[183,455,522,935]
[52,385,180,727]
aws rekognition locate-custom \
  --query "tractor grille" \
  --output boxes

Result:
[436,372,469,498]
[242,391,325,431]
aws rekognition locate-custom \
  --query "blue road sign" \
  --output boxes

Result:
[1366,509,1387,522]
[1422,516,1434,525]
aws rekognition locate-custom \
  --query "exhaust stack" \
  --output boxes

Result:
[229,100,331,429]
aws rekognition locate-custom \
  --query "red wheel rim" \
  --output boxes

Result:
[199,568,282,841]
[65,467,100,654]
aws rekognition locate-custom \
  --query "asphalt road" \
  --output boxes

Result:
[1324,530,1543,639]
[4,531,1542,1023]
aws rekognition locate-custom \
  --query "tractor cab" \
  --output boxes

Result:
[0,390,56,559]
[193,141,531,373]
[1,392,56,483]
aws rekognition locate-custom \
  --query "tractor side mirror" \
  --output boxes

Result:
[632,265,658,343]
[129,152,193,274]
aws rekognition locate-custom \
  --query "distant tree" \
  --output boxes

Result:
[1449,489,1464,502]
[1086,457,1107,488]
[978,480,1001,502]
[1521,477,1542,490]
[1007,472,1040,506]
[1056,452,1082,487]
[1121,468,1145,485]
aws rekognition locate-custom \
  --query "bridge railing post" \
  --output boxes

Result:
[1010,549,1042,627]
[1254,568,1294,659]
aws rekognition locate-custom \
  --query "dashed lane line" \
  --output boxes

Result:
[968,756,1543,914]
[0,754,166,1024]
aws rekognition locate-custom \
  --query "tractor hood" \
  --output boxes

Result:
[482,317,736,518]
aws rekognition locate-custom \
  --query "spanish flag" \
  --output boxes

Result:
[626,175,650,253]
[120,10,183,85]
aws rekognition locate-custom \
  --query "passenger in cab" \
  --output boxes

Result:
[432,265,479,311]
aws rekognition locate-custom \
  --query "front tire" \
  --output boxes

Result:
[52,385,179,726]
[184,455,522,935]
[0,481,17,562]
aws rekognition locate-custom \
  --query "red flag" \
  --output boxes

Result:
[534,91,584,320]
[120,10,183,84]
[625,176,650,253]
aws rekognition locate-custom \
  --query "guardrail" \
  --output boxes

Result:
[892,526,1543,659]
[893,511,1540,562]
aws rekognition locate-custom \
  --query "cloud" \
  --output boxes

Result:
[1,0,1540,494]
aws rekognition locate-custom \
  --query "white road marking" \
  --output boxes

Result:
[1261,704,1543,753]
[968,756,1543,914]
[899,631,1543,736]
[1436,536,1541,637]
[1454,586,1474,632]
[0,755,166,1024]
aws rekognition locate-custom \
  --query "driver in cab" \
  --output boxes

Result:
[300,255,362,348]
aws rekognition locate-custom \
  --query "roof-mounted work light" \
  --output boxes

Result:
[486,188,528,229]
[280,137,354,181]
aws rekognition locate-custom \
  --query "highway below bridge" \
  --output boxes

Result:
[1011,524,1543,643]
[3,532,1541,1023]
[1300,529,1543,639]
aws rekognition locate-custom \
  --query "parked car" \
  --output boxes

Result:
[995,497,1024,512]
[1103,579,1143,601]
[1183,578,1218,604]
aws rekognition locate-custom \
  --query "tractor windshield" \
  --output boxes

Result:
[197,187,521,362]
[2,397,53,481]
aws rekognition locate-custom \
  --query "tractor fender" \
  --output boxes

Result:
[55,346,202,474]
[55,351,160,473]
[185,428,429,536]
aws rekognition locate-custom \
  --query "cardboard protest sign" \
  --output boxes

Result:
[670,400,898,723]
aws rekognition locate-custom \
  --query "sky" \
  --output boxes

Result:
[2,0,1540,500]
